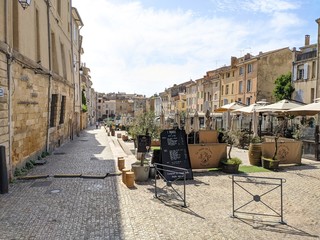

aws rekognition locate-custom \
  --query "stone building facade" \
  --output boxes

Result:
[292,35,318,103]
[0,0,87,178]
[219,48,293,106]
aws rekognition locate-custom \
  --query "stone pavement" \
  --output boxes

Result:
[0,127,320,240]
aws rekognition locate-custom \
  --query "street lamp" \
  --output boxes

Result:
[18,0,32,10]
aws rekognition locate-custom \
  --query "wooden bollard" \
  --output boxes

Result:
[126,172,135,188]
[118,157,125,171]
[122,168,130,184]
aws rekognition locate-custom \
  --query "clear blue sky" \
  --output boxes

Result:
[74,0,319,97]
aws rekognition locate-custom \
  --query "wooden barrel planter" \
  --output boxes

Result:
[248,143,262,166]
[118,157,125,171]
[126,172,135,188]
[122,168,130,184]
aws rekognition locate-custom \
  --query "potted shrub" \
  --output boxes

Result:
[131,156,151,182]
[220,130,243,173]
[248,136,263,166]
[128,111,160,149]
[131,134,152,181]
[261,134,280,170]
[220,157,242,174]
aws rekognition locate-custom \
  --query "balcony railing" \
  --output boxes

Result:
[296,50,317,61]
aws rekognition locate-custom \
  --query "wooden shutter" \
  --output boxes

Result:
[303,63,308,80]
[293,65,297,81]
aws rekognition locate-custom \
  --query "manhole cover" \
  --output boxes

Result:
[30,181,52,187]
[80,139,88,142]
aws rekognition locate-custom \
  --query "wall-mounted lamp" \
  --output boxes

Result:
[18,0,32,10]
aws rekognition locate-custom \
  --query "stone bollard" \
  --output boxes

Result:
[118,157,125,171]
[122,168,130,184]
[126,172,135,188]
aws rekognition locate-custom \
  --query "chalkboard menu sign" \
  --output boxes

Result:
[137,135,151,153]
[160,129,193,181]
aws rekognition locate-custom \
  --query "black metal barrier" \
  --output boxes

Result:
[0,146,9,194]
[232,175,285,224]
[154,163,188,207]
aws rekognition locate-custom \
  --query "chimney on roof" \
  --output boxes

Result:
[244,53,251,60]
[305,35,310,46]
[231,56,237,68]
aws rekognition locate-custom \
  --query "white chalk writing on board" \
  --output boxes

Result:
[169,149,180,161]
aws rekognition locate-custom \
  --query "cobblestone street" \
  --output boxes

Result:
[0,127,320,240]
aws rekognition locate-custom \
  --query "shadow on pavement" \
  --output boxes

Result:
[235,217,319,238]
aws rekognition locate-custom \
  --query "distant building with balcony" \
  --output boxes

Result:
[292,35,318,103]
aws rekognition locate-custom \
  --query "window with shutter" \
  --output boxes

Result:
[303,63,308,80]
[293,65,297,81]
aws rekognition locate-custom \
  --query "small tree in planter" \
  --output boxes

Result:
[261,119,286,170]
[220,130,243,173]
[128,111,160,147]
[128,112,160,181]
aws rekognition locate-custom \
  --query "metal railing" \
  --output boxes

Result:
[154,163,189,207]
[232,175,286,224]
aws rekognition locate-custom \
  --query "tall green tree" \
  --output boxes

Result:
[273,73,295,101]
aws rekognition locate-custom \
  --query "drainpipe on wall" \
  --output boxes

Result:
[316,18,320,100]
[70,0,75,141]
[45,0,52,152]
[5,0,13,179]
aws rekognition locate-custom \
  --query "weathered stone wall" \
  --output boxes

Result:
[11,64,49,168]
[47,77,75,152]
[257,48,293,102]
[0,49,10,173]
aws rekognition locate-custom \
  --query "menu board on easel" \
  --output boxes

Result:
[160,129,193,181]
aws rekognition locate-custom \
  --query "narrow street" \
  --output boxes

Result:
[0,127,319,240]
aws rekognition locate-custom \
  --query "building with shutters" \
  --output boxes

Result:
[292,35,318,103]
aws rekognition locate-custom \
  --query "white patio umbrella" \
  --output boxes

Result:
[214,102,245,113]
[257,99,304,113]
[193,111,200,143]
[215,102,245,130]
[185,111,192,135]
[175,110,180,129]
[160,110,165,129]
[287,101,320,116]
[193,111,200,132]
[232,103,264,136]
[232,103,264,114]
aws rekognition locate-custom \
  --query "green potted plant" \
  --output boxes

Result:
[220,130,243,174]
[220,157,242,174]
[128,111,160,149]
[261,134,280,170]
[131,154,151,181]
[248,136,263,166]
[128,112,161,181]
